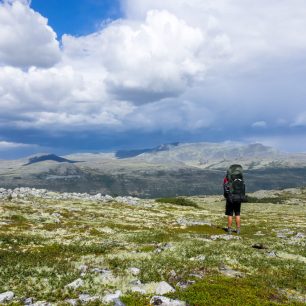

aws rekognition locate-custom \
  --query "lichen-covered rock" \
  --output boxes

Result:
[65,278,84,290]
[0,291,14,303]
[210,234,241,241]
[78,294,100,303]
[155,281,175,295]
[219,265,245,278]
[128,267,141,276]
[102,290,122,304]
[150,296,186,306]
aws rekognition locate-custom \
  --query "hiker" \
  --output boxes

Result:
[223,164,246,234]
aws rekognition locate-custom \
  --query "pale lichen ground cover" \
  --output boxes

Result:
[0,188,305,305]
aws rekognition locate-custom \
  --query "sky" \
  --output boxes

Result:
[0,0,306,158]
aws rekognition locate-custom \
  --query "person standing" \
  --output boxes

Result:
[223,164,246,234]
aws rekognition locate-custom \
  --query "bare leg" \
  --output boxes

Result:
[235,215,241,229]
[227,216,233,228]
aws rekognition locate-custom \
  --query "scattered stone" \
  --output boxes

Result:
[51,212,61,218]
[23,297,34,305]
[219,265,245,278]
[177,217,211,227]
[252,243,268,249]
[254,231,265,236]
[0,187,139,204]
[267,251,277,257]
[189,255,206,261]
[274,228,295,239]
[78,294,100,303]
[279,289,306,303]
[150,296,186,306]
[128,267,141,276]
[113,298,126,306]
[102,290,122,304]
[129,279,142,286]
[210,234,240,241]
[130,286,146,294]
[276,252,306,263]
[0,291,14,303]
[295,232,305,239]
[155,281,175,295]
[155,243,173,253]
[66,278,84,290]
[91,268,114,280]
[115,196,139,205]
[176,280,196,289]
[188,273,204,279]
[32,301,51,306]
[78,265,88,273]
[65,299,78,306]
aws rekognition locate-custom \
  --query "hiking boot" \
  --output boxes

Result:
[227,227,232,235]
[236,228,241,235]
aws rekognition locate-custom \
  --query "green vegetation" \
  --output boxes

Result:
[156,197,199,208]
[247,196,286,204]
[0,188,305,305]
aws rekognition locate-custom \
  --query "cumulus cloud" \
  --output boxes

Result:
[0,0,60,68]
[0,0,306,151]
[124,0,306,60]
[63,10,230,104]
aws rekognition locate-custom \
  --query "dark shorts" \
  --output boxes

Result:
[225,199,241,216]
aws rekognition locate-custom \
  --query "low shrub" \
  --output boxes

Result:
[155,197,198,208]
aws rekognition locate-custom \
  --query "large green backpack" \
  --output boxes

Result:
[226,164,246,202]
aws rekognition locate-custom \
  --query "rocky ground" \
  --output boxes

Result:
[0,187,305,305]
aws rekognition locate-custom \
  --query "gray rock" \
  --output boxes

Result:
[32,302,51,306]
[113,298,126,306]
[130,286,146,294]
[0,291,14,303]
[102,290,122,304]
[129,279,142,286]
[65,299,78,306]
[219,265,245,278]
[295,232,305,239]
[78,294,100,303]
[267,251,277,257]
[66,278,84,290]
[210,234,240,241]
[177,218,211,227]
[176,280,195,289]
[155,281,175,295]
[189,255,206,261]
[128,267,141,276]
[24,297,34,305]
[78,265,88,273]
[188,273,204,279]
[150,296,186,306]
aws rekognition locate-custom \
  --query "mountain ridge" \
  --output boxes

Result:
[1,141,306,197]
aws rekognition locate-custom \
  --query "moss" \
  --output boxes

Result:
[169,277,293,306]
[121,292,150,305]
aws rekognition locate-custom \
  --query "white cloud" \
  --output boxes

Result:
[292,112,306,127]
[0,140,35,150]
[252,121,267,128]
[0,0,60,68]
[0,0,306,146]
[124,0,306,61]
[62,10,230,104]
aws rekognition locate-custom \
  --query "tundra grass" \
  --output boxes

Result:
[0,188,305,305]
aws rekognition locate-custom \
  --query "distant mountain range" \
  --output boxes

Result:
[1,142,306,197]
